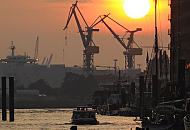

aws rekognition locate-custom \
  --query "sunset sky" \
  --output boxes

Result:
[0,0,170,69]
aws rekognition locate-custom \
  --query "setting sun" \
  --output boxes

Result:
[123,0,150,19]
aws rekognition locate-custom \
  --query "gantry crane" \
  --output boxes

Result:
[63,1,107,71]
[91,15,142,69]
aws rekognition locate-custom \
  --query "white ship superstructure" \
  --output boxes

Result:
[0,44,120,88]
[0,42,37,64]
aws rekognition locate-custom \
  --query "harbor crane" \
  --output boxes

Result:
[47,54,53,67]
[123,28,142,69]
[63,1,108,71]
[34,36,39,63]
[91,15,142,69]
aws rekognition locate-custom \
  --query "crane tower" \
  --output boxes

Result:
[63,1,100,71]
[91,15,142,69]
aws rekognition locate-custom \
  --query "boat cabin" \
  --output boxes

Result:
[71,106,99,125]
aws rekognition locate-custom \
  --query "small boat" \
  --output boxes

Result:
[141,116,175,130]
[71,106,99,125]
[184,99,190,130]
[141,104,186,130]
[184,115,190,130]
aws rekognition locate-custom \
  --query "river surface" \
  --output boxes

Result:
[0,109,140,130]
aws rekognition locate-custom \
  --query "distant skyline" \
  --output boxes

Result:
[0,0,170,69]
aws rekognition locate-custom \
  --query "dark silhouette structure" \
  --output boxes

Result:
[170,0,190,98]
[1,77,15,122]
[9,77,14,122]
[2,77,7,121]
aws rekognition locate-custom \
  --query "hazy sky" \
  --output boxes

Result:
[0,0,170,69]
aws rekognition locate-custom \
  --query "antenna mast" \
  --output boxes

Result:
[155,0,158,77]
[153,0,159,106]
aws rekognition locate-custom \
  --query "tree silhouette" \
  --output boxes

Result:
[61,72,99,97]
[28,79,52,95]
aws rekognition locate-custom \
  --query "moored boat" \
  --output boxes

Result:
[71,106,99,125]
[184,115,190,130]
[184,99,190,130]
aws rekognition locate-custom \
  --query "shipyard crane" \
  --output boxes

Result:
[123,28,142,69]
[91,15,142,69]
[47,54,53,67]
[63,1,107,71]
[34,36,39,63]
[41,57,46,65]
[95,59,118,72]
[95,65,116,70]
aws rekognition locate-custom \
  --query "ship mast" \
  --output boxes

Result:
[10,41,15,56]
[154,0,159,106]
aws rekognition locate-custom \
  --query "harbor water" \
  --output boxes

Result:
[0,109,140,130]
